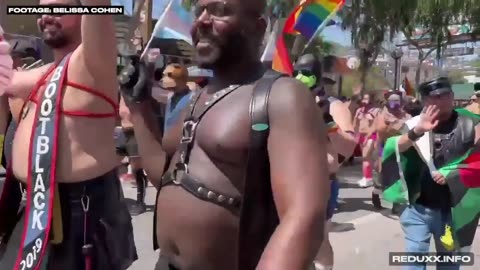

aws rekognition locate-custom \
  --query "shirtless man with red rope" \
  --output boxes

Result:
[0,1,137,269]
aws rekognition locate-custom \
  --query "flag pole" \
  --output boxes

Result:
[140,0,174,60]
[299,1,345,56]
[260,20,279,62]
[118,0,146,55]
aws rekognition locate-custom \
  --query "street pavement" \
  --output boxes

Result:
[123,161,479,270]
[1,163,478,269]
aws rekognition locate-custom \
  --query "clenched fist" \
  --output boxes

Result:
[117,53,151,104]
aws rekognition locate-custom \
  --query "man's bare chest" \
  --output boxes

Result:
[168,87,255,166]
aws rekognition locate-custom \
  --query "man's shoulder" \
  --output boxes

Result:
[265,76,318,121]
[268,76,313,106]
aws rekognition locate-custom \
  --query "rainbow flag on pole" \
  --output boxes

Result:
[293,0,345,41]
[271,0,345,75]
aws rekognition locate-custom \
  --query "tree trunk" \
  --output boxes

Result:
[360,66,368,92]
[415,60,423,88]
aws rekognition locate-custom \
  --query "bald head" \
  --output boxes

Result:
[192,0,267,70]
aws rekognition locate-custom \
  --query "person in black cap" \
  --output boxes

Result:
[294,53,356,270]
[394,77,480,267]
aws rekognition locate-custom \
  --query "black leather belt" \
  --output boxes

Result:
[161,171,242,211]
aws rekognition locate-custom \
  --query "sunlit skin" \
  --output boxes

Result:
[8,0,118,183]
[126,0,329,269]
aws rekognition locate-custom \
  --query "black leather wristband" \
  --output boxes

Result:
[408,128,424,141]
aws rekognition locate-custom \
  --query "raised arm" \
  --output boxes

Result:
[257,78,329,270]
[78,0,117,75]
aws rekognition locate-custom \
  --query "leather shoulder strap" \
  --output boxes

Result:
[238,70,285,270]
[458,114,475,144]
[249,70,285,148]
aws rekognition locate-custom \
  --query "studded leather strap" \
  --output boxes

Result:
[161,172,241,210]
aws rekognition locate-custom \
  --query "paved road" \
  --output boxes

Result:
[1,163,478,269]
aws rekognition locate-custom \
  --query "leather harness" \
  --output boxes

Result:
[159,71,285,212]
[160,84,243,210]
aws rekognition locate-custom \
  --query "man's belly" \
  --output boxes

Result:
[12,112,118,182]
[156,186,239,270]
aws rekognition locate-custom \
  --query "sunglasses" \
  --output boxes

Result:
[293,70,314,77]
[193,1,235,19]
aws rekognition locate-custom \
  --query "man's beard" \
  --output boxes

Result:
[43,33,70,49]
[41,26,70,49]
[195,30,252,70]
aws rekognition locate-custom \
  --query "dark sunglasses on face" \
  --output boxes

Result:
[293,70,314,77]
[193,1,235,19]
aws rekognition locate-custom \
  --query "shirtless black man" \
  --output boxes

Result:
[118,0,330,269]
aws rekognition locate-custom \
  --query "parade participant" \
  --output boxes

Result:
[382,77,480,270]
[119,0,330,269]
[119,96,149,216]
[161,64,192,133]
[294,53,356,270]
[0,0,137,269]
[371,90,410,209]
[354,92,380,187]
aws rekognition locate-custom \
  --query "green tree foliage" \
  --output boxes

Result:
[395,0,469,87]
[447,70,468,84]
[341,69,391,97]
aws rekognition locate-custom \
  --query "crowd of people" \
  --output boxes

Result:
[0,0,478,270]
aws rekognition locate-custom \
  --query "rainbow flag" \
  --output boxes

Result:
[284,3,306,34]
[293,0,345,40]
[271,35,293,75]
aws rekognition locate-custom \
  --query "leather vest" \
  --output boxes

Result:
[433,115,475,168]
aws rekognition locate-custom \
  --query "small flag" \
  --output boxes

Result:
[284,2,307,34]
[151,0,193,44]
[272,36,293,75]
[293,0,345,41]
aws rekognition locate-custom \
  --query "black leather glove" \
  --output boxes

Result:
[118,53,151,103]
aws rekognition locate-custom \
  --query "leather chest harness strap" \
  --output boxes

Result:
[161,84,243,210]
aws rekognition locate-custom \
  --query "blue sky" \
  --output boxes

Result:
[322,25,352,47]
[111,0,170,18]
[111,0,354,46]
